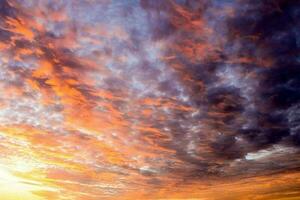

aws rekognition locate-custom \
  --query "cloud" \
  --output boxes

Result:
[0,0,299,199]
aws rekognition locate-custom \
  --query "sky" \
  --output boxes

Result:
[0,0,300,199]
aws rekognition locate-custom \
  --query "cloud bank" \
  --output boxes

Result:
[0,0,299,199]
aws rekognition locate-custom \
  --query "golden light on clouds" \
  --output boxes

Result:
[0,0,300,199]
[0,165,47,200]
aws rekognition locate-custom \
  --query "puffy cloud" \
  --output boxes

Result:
[0,0,299,199]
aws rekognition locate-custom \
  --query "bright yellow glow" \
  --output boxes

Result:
[0,166,43,200]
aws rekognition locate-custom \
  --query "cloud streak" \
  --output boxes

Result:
[0,0,299,199]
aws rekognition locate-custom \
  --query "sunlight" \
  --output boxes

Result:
[0,161,58,200]
[0,166,43,200]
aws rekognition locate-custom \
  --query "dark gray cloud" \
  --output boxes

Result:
[0,0,299,199]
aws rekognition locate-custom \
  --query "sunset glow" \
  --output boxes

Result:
[0,0,300,199]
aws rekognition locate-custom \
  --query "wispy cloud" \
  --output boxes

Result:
[0,0,299,199]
